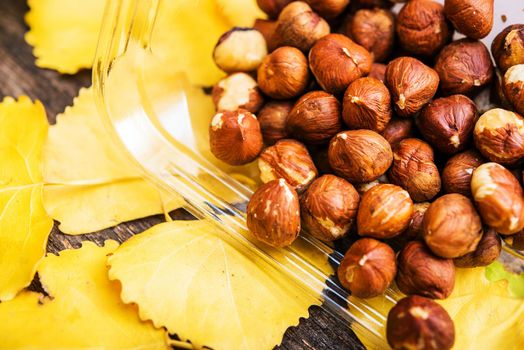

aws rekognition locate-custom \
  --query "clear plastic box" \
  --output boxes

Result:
[92,0,523,348]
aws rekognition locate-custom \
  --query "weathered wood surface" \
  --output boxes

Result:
[0,1,366,349]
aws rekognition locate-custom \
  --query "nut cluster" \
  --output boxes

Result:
[207,1,523,347]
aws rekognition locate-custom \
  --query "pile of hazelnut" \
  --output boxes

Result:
[208,1,524,349]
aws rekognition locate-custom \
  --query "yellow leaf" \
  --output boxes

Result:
[216,0,266,27]
[108,219,322,349]
[0,96,53,301]
[43,87,184,235]
[0,240,168,349]
[25,0,106,74]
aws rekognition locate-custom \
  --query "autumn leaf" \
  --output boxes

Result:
[0,240,168,349]
[43,87,184,235]
[0,96,53,301]
[485,261,524,298]
[108,219,327,350]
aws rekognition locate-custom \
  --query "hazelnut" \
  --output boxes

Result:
[369,63,387,83]
[213,28,268,73]
[473,108,524,165]
[503,64,524,116]
[471,162,524,235]
[337,238,397,298]
[309,34,373,95]
[258,139,318,193]
[253,19,278,52]
[387,295,455,350]
[328,130,393,183]
[423,193,483,258]
[300,175,360,241]
[247,179,301,247]
[493,69,513,110]
[343,77,392,133]
[274,2,330,52]
[256,0,293,19]
[491,24,524,73]
[381,118,414,146]
[304,0,350,19]
[209,110,263,165]
[454,228,501,268]
[212,73,264,113]
[444,0,494,39]
[396,0,452,56]
[388,138,441,202]
[257,47,310,99]
[309,146,333,175]
[257,100,293,144]
[385,57,440,117]
[345,8,395,63]
[397,241,456,299]
[402,202,431,242]
[417,95,478,154]
[357,184,414,239]
[503,229,524,251]
[442,150,484,196]
[434,39,494,96]
[287,91,343,144]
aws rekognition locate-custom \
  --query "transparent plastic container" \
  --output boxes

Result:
[92,1,523,348]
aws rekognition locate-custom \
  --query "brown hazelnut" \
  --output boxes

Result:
[304,0,350,19]
[454,228,501,268]
[503,230,524,250]
[357,184,414,239]
[287,91,343,144]
[258,139,318,193]
[503,64,524,116]
[343,77,392,133]
[209,110,263,165]
[257,46,310,99]
[387,295,455,350]
[417,95,478,154]
[471,162,524,235]
[493,69,513,109]
[345,8,395,63]
[442,150,484,196]
[434,39,494,96]
[247,179,301,247]
[444,0,494,39]
[253,19,278,52]
[402,202,431,242]
[396,0,452,56]
[309,34,373,95]
[385,57,440,117]
[328,130,393,183]
[256,0,293,19]
[397,241,456,299]
[473,108,524,165]
[388,138,441,202]
[491,24,524,73]
[337,238,397,298]
[212,73,264,113]
[213,28,268,73]
[381,118,414,146]
[258,100,293,144]
[274,2,330,52]
[369,63,387,82]
[423,193,483,258]
[300,175,360,241]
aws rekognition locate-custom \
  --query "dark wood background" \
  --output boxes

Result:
[0,1,365,349]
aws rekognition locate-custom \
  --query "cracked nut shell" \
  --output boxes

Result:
[247,179,301,247]
[300,175,360,241]
[309,34,373,96]
[328,130,393,183]
[343,77,392,133]
[212,73,264,113]
[396,241,456,299]
[491,24,524,73]
[442,150,484,196]
[385,57,439,117]
[287,91,343,144]
[454,228,501,268]
[209,110,263,165]
[387,295,455,350]
[258,100,293,144]
[503,64,524,116]
[338,238,397,298]
[423,193,483,258]
[258,139,318,193]
[444,0,494,39]
[417,95,478,154]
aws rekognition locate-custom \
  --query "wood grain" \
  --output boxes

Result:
[0,1,365,349]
